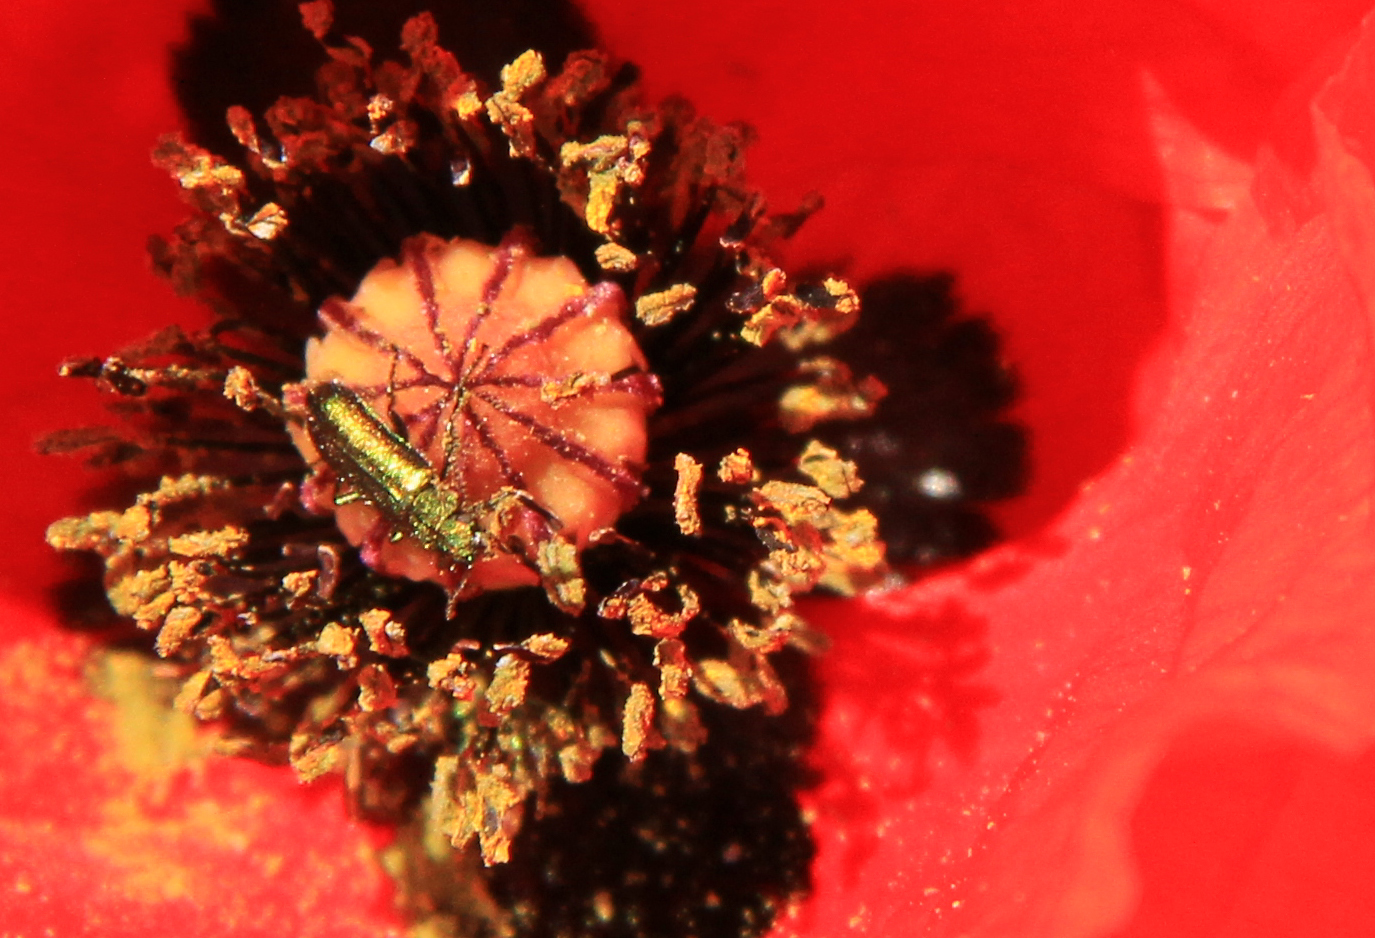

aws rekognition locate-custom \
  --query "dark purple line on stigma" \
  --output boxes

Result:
[478,369,662,402]
[412,397,448,453]
[481,373,567,388]
[610,371,664,403]
[436,389,467,480]
[397,375,449,390]
[465,406,526,490]
[438,395,469,492]
[473,289,599,381]
[473,389,641,498]
[346,375,449,401]
[320,299,433,378]
[454,240,521,381]
[405,241,458,369]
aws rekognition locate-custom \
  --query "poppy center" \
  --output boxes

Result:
[291,232,659,592]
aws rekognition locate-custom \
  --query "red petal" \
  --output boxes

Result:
[0,0,203,607]
[788,9,1375,938]
[588,0,1370,541]
[0,613,403,935]
[1,2,403,931]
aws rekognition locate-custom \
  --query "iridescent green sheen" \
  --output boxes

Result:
[304,382,480,564]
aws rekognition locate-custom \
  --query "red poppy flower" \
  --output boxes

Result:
[5,1,1375,935]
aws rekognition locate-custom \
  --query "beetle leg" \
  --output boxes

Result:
[384,349,408,437]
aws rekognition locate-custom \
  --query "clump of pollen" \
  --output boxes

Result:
[44,1,888,895]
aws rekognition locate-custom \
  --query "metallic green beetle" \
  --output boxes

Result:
[303,381,508,566]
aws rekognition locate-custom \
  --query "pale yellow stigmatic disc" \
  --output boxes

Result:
[291,233,658,591]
